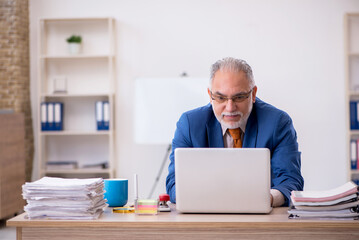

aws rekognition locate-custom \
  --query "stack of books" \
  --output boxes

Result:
[22,177,107,219]
[288,182,359,219]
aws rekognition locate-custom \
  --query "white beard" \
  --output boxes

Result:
[211,102,253,130]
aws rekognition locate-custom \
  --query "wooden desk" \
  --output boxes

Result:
[7,207,359,240]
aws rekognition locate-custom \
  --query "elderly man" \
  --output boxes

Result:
[166,57,304,207]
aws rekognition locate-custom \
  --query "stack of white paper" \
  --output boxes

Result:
[288,182,359,219]
[22,177,107,220]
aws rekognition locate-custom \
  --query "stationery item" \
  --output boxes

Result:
[22,177,107,220]
[158,194,170,212]
[134,174,138,210]
[103,101,110,130]
[135,199,158,215]
[113,206,134,213]
[175,148,272,213]
[41,102,47,131]
[96,101,104,130]
[47,102,54,131]
[104,179,128,207]
[54,102,63,131]
[132,174,158,215]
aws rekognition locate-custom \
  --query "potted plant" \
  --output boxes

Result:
[66,35,82,54]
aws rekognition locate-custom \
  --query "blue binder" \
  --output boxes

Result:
[350,101,359,130]
[41,102,47,131]
[96,101,104,130]
[54,102,64,131]
[351,140,358,170]
[47,103,55,131]
[103,101,110,130]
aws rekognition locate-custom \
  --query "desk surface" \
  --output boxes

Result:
[7,207,359,240]
[7,207,359,228]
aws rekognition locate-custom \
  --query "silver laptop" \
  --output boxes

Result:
[175,148,272,213]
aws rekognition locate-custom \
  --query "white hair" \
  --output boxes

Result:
[209,57,255,89]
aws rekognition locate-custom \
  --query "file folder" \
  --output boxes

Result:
[40,102,47,131]
[96,101,104,130]
[41,102,47,131]
[54,102,63,131]
[350,101,359,130]
[103,101,110,130]
[47,103,54,131]
[351,140,357,170]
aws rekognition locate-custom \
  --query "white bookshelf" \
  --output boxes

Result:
[37,17,116,178]
[345,13,359,184]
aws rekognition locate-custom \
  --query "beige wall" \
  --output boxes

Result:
[29,0,359,200]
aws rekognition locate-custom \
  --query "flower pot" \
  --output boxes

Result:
[68,43,81,55]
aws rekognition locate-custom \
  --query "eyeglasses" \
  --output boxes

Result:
[210,89,253,104]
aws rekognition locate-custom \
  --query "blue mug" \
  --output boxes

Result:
[104,179,128,207]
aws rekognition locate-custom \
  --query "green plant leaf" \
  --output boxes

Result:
[66,35,82,43]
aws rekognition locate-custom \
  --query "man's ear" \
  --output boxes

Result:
[207,88,213,103]
[252,86,257,103]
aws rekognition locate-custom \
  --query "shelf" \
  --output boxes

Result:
[37,17,116,179]
[45,169,110,174]
[349,92,359,97]
[40,55,114,60]
[347,13,359,183]
[42,93,111,98]
[40,131,111,136]
[40,17,112,22]
[350,130,359,136]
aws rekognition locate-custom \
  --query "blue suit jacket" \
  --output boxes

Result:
[166,98,304,206]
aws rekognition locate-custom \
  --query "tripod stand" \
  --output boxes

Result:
[147,144,172,199]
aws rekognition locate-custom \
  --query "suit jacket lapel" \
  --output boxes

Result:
[243,104,258,148]
[206,112,224,148]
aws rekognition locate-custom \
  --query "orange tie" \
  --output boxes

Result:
[228,128,242,148]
